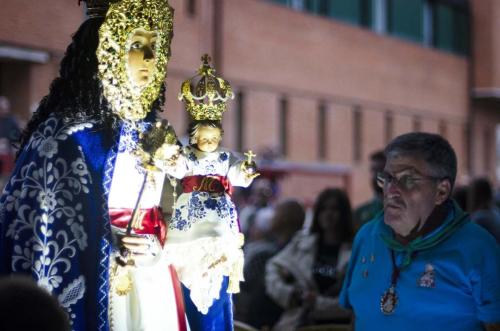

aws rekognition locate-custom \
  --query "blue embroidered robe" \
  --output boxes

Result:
[0,115,120,331]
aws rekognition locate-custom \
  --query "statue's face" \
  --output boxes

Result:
[127,28,158,88]
[195,126,221,152]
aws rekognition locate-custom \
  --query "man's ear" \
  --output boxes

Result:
[435,179,452,205]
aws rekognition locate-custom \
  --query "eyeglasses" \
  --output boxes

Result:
[376,171,442,191]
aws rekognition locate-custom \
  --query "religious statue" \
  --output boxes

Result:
[0,0,187,330]
[156,55,259,330]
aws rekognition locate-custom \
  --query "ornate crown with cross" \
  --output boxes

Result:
[179,54,234,121]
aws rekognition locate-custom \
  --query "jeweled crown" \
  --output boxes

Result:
[179,54,234,121]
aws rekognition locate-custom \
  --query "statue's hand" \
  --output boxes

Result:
[116,233,161,266]
[241,160,259,180]
[154,143,180,170]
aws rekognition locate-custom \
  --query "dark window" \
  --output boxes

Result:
[318,102,327,160]
[270,0,290,5]
[186,0,196,17]
[325,0,371,26]
[433,3,469,55]
[353,106,362,162]
[305,0,322,14]
[236,91,244,152]
[279,97,288,157]
[388,0,424,42]
[385,111,393,143]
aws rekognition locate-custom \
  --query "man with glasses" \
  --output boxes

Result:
[339,132,500,331]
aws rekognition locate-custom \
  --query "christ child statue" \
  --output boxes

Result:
[155,55,258,328]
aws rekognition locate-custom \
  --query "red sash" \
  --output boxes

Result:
[109,206,167,246]
[181,175,232,195]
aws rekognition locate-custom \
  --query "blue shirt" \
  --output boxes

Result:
[340,203,500,331]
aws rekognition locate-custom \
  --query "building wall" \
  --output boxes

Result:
[1,0,498,206]
[0,0,82,121]
[218,0,470,205]
[472,0,500,90]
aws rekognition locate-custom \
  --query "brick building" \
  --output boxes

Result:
[0,0,498,205]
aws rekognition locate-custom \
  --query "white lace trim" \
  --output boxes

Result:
[164,234,244,314]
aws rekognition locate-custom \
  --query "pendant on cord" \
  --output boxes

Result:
[380,285,398,315]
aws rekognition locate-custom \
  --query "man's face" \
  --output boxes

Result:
[127,28,158,87]
[382,155,447,236]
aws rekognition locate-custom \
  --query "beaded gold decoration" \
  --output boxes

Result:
[97,0,174,121]
[179,54,234,121]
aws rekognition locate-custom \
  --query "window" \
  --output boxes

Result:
[433,3,469,55]
[388,0,424,42]
[385,111,393,143]
[270,0,290,5]
[318,102,327,160]
[279,97,289,157]
[186,0,196,17]
[267,0,469,56]
[353,106,362,162]
[326,0,372,26]
[235,91,245,152]
[305,0,322,14]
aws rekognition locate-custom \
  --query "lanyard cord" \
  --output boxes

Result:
[389,250,417,287]
[390,251,400,287]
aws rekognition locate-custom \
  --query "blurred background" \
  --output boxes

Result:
[0,0,499,207]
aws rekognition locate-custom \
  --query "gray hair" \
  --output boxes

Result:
[385,132,457,188]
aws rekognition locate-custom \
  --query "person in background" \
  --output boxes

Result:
[353,150,386,232]
[0,160,6,192]
[236,200,305,330]
[239,177,275,243]
[266,188,352,331]
[0,96,20,176]
[451,185,468,211]
[468,177,500,242]
[340,132,500,331]
[0,276,70,331]
[0,96,20,147]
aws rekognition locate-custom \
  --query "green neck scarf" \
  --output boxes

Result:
[381,200,468,269]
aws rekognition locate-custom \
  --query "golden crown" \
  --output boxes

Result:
[179,54,234,121]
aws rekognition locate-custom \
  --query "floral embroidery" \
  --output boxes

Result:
[37,137,58,159]
[37,190,57,211]
[188,194,207,219]
[1,116,94,323]
[219,152,228,161]
[204,198,218,210]
[204,164,216,174]
[70,223,88,250]
[71,159,89,177]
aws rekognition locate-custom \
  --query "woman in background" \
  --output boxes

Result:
[265,188,353,330]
